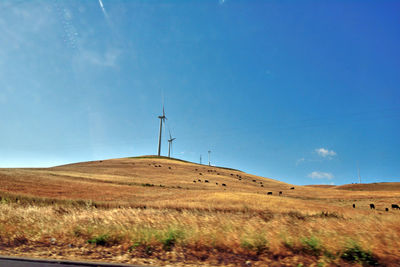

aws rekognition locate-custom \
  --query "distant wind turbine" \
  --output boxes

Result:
[157,106,166,156]
[168,131,176,158]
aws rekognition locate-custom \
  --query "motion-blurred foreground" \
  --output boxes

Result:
[0,156,399,266]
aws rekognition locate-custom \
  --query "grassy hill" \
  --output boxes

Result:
[0,156,399,266]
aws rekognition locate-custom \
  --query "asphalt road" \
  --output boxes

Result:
[0,256,154,267]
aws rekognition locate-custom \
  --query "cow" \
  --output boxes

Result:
[193,180,196,183]
[199,173,202,175]
[261,185,264,187]
[198,179,201,182]
[216,182,218,185]
[205,180,209,183]
[391,204,400,209]
[267,192,272,195]
[279,191,282,196]
[370,204,375,209]
[290,187,295,190]
[252,179,256,182]
[385,208,389,212]
[222,183,227,187]
[352,204,355,208]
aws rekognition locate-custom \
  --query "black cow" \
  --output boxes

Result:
[216,182,218,185]
[198,179,201,182]
[385,208,389,212]
[222,183,226,187]
[205,180,209,183]
[391,204,400,209]
[279,191,282,196]
[252,180,256,182]
[370,204,375,209]
[267,192,272,195]
[290,187,295,190]
[261,185,264,187]
[193,180,196,183]
[352,204,355,208]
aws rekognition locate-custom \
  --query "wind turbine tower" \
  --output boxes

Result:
[157,106,166,156]
[168,131,176,158]
[208,150,211,166]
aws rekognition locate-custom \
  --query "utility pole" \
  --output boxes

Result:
[208,150,211,166]
[200,155,202,165]
[157,107,166,156]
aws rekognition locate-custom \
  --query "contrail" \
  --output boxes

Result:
[98,0,108,18]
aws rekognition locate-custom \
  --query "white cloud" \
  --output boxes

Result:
[315,148,336,158]
[77,49,120,68]
[296,158,305,166]
[308,171,334,180]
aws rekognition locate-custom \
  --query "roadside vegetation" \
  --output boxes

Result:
[0,157,399,266]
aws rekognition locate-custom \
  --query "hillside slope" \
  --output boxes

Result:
[0,156,292,206]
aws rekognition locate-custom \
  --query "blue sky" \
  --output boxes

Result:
[0,0,399,185]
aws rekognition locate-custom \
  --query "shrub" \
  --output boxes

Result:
[159,227,185,251]
[88,234,109,246]
[240,233,269,254]
[341,241,379,266]
[300,236,322,256]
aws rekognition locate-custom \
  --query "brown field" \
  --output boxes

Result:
[0,156,399,266]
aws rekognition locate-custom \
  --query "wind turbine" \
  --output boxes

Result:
[208,150,211,166]
[157,106,166,156]
[168,131,176,158]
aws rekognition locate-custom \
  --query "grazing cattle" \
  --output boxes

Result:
[391,204,400,209]
[193,180,196,183]
[217,173,220,175]
[259,182,263,184]
[198,179,201,182]
[168,167,171,169]
[195,169,198,171]
[385,208,389,212]
[199,173,202,175]
[205,180,209,183]
[222,183,226,187]
[252,179,256,182]
[261,185,264,187]
[290,187,295,190]
[279,191,282,196]
[267,192,272,195]
[370,204,375,209]
[353,204,355,208]
[216,183,218,185]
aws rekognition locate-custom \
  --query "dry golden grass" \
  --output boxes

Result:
[0,156,399,266]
